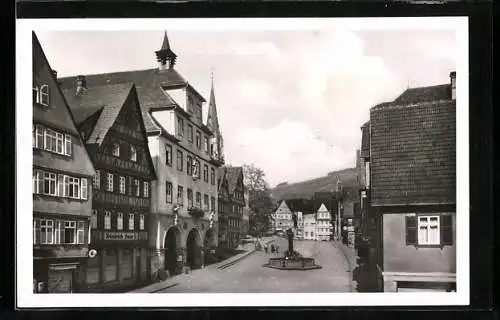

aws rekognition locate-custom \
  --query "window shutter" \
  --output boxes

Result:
[57,221,64,244]
[57,174,65,197]
[63,175,69,197]
[34,219,40,244]
[81,178,88,200]
[440,214,453,246]
[65,134,72,156]
[405,216,418,245]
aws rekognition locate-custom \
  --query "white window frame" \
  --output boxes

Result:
[35,125,44,149]
[418,215,440,245]
[40,84,50,106]
[67,176,80,199]
[93,170,100,189]
[166,181,173,203]
[112,142,120,157]
[43,171,57,196]
[77,221,85,244]
[128,213,135,231]
[80,178,88,200]
[130,145,137,162]
[143,181,149,198]
[107,173,114,192]
[134,179,140,197]
[64,134,72,156]
[120,176,126,194]
[104,211,111,230]
[40,219,54,244]
[139,214,145,230]
[64,221,77,244]
[117,212,123,230]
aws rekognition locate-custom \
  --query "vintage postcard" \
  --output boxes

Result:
[16,17,469,308]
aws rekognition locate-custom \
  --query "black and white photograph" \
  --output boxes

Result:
[16,17,469,307]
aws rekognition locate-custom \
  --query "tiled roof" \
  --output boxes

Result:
[63,83,134,145]
[59,68,188,113]
[225,166,243,193]
[393,84,451,105]
[370,99,456,206]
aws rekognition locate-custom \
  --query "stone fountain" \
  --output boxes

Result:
[263,227,321,271]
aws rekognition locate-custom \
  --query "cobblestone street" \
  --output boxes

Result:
[153,236,352,293]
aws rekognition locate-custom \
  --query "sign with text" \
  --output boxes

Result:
[104,232,138,241]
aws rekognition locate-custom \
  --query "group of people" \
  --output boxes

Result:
[263,243,280,254]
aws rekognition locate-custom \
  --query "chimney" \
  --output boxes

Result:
[75,75,87,95]
[450,71,456,100]
[51,69,57,79]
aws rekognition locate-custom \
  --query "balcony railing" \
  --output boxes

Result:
[188,206,205,219]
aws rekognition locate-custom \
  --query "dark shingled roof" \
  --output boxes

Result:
[225,166,243,193]
[370,95,456,206]
[63,83,134,144]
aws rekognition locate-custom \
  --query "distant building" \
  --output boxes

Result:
[241,188,251,238]
[303,214,316,241]
[273,200,293,232]
[32,33,96,293]
[364,72,457,292]
[315,203,332,241]
[296,211,304,239]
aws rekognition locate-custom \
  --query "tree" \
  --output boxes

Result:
[243,164,275,236]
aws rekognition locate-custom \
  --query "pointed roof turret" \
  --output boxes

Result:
[206,71,219,133]
[155,31,177,70]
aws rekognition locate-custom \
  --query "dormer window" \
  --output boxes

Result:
[112,142,120,157]
[33,84,50,106]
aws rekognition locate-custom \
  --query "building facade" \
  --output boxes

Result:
[303,214,316,241]
[295,211,304,239]
[61,81,157,292]
[58,32,224,279]
[367,72,457,292]
[315,203,332,241]
[273,200,293,233]
[217,166,245,248]
[32,33,96,293]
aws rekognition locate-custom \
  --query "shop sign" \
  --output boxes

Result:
[104,232,138,241]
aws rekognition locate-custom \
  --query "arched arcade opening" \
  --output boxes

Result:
[164,227,181,276]
[186,228,202,270]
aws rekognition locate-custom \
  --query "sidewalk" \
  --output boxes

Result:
[130,237,275,293]
[332,241,358,292]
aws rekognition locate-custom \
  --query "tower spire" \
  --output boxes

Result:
[155,31,177,70]
[206,70,224,163]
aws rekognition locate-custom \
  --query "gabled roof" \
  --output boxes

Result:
[275,200,291,213]
[394,84,451,104]
[63,83,134,144]
[317,203,329,213]
[225,166,243,194]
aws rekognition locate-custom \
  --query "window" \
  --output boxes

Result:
[196,131,201,149]
[177,185,184,206]
[166,181,173,203]
[140,214,145,230]
[211,197,215,212]
[188,125,193,143]
[128,214,135,230]
[64,134,72,156]
[134,179,140,197]
[203,164,209,182]
[186,156,193,175]
[104,211,111,230]
[93,170,100,189]
[204,136,209,154]
[64,176,79,199]
[35,125,44,149]
[187,188,193,207]
[40,84,50,106]
[177,117,184,137]
[112,142,120,157]
[43,171,57,196]
[91,210,98,228]
[196,192,201,207]
[120,176,126,194]
[80,178,88,200]
[406,214,453,246]
[130,145,137,162]
[196,104,202,121]
[107,173,114,192]
[40,219,54,244]
[204,194,209,210]
[143,181,149,198]
[77,221,85,244]
[192,159,200,179]
[177,150,183,171]
[64,221,77,244]
[210,168,215,185]
[117,213,123,230]
[165,144,173,166]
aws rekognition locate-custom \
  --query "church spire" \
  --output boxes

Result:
[206,70,224,163]
[155,31,177,70]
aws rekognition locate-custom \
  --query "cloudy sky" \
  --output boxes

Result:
[36,23,457,187]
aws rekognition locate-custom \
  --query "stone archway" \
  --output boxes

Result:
[164,226,181,276]
[204,228,217,249]
[186,228,202,270]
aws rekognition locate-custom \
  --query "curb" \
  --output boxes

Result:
[216,239,275,270]
[149,282,180,293]
[333,241,357,292]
